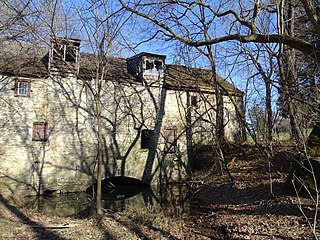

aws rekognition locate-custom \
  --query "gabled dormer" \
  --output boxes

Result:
[127,52,166,81]
[49,37,81,76]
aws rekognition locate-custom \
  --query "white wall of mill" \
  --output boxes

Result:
[0,71,245,195]
[0,74,95,195]
[97,81,245,185]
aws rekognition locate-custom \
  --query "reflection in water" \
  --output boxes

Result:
[26,184,190,218]
[26,192,93,218]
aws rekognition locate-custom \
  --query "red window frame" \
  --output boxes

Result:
[14,79,31,97]
[32,122,48,141]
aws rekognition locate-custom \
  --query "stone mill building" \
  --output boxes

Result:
[0,38,245,195]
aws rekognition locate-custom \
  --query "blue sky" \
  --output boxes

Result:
[58,0,278,115]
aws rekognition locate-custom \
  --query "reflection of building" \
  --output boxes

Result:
[0,38,245,195]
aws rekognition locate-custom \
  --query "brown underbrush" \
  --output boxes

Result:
[189,142,318,239]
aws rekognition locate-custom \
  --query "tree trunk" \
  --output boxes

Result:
[206,46,225,145]
[277,0,305,145]
[142,83,167,184]
[95,94,103,215]
[265,78,273,143]
[186,91,193,174]
[215,80,225,144]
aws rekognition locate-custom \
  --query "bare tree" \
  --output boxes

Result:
[0,0,37,41]
[118,0,320,61]
[27,0,133,214]
[74,0,132,215]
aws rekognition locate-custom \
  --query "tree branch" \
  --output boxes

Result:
[118,0,320,61]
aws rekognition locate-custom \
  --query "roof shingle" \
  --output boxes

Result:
[0,41,242,96]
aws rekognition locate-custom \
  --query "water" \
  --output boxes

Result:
[26,184,191,218]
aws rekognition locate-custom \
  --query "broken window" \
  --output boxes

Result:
[65,46,77,63]
[145,59,154,70]
[164,127,177,153]
[141,129,155,150]
[53,43,64,60]
[32,122,48,141]
[154,60,163,70]
[14,79,31,97]
[53,42,78,63]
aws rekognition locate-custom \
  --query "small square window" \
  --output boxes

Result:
[145,59,154,70]
[154,60,163,70]
[141,129,155,149]
[190,95,198,108]
[32,122,48,141]
[15,79,31,97]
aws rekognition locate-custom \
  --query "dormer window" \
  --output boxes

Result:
[143,58,164,77]
[126,52,166,79]
[65,47,77,63]
[53,43,78,63]
[144,59,164,72]
[51,38,80,64]
[49,38,81,75]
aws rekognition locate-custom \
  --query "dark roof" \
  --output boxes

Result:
[0,41,242,95]
[79,53,138,83]
[127,52,166,60]
[0,41,137,82]
[165,64,242,95]
[0,41,49,78]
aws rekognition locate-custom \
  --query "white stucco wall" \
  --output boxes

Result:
[0,71,245,195]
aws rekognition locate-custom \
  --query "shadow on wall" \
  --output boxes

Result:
[0,77,99,195]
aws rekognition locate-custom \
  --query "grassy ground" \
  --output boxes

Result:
[0,142,318,239]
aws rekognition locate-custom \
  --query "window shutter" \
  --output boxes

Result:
[32,122,48,141]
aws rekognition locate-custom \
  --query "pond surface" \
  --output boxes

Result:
[26,184,191,218]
